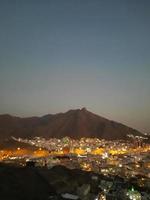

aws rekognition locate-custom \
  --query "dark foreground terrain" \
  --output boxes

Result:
[0,163,149,200]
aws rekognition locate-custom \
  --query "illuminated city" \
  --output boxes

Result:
[0,135,150,199]
[0,0,150,199]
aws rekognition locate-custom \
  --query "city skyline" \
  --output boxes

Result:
[0,0,150,133]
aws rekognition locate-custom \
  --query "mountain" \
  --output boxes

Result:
[0,108,142,140]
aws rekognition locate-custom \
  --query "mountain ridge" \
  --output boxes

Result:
[0,108,142,140]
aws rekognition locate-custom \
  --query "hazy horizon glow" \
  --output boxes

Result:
[0,0,150,133]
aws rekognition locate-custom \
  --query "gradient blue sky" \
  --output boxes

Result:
[0,0,150,133]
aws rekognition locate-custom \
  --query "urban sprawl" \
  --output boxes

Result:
[0,135,150,200]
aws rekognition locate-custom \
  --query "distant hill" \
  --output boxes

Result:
[0,138,37,150]
[0,108,142,140]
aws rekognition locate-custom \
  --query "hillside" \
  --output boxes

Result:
[0,108,142,140]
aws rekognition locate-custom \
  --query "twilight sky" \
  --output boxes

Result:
[0,0,150,133]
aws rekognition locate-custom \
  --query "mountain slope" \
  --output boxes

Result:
[0,108,142,140]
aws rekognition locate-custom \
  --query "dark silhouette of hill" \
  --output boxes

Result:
[0,108,142,140]
[0,163,56,200]
[0,138,38,150]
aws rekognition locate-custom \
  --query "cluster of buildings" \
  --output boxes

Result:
[1,136,150,199]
